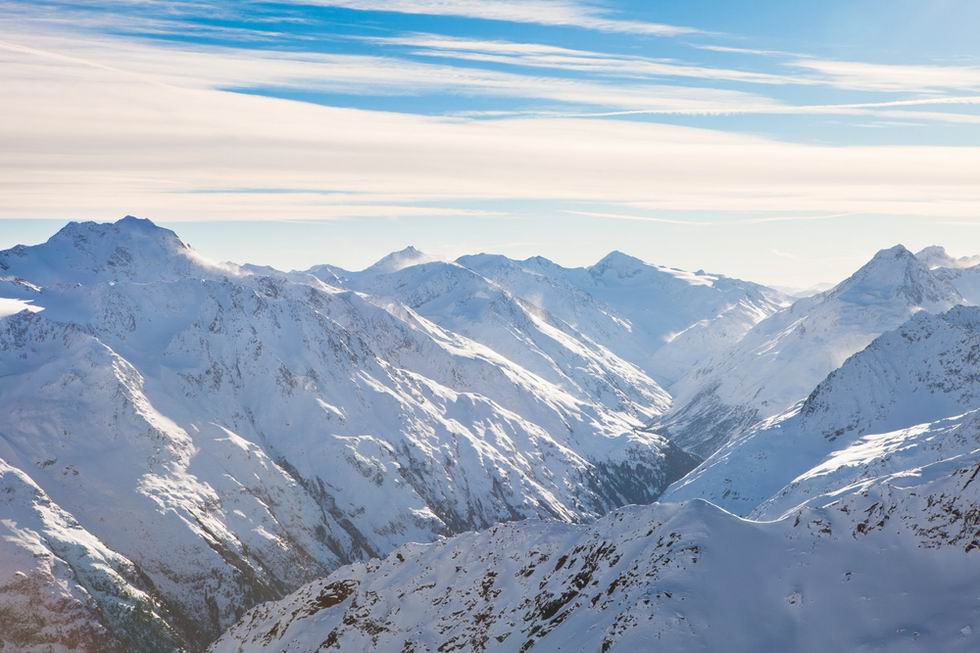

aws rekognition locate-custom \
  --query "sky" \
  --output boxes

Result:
[2,1,980,287]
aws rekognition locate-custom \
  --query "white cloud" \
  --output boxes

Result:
[567,211,856,226]
[3,26,980,222]
[362,33,808,86]
[792,58,980,92]
[691,44,796,57]
[0,34,778,114]
[279,0,700,36]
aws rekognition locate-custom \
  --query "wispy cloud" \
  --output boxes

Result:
[470,94,980,121]
[792,58,980,92]
[279,0,701,36]
[0,32,782,115]
[2,4,980,225]
[691,44,797,57]
[362,33,808,86]
[567,211,858,226]
[3,26,980,222]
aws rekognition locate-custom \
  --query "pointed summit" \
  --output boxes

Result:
[593,250,645,268]
[829,244,962,310]
[363,245,436,275]
[589,251,649,279]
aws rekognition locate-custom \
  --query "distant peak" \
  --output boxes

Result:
[364,245,436,274]
[117,215,158,228]
[872,243,913,259]
[916,245,948,258]
[915,245,980,270]
[521,255,558,268]
[829,243,961,309]
[593,250,645,269]
[1,215,217,284]
[845,244,916,275]
[52,215,183,246]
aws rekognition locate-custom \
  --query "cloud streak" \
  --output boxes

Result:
[362,33,810,86]
[278,0,701,36]
[792,58,980,92]
[1,5,980,226]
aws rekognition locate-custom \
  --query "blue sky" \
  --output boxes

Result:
[2,1,980,285]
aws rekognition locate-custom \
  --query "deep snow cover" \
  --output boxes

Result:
[663,305,980,515]
[211,455,980,653]
[2,218,979,652]
[211,303,980,653]
[660,245,964,456]
[0,218,702,650]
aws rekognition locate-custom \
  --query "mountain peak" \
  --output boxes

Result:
[1,215,215,285]
[363,245,435,274]
[51,215,185,248]
[828,244,961,310]
[520,254,560,269]
[915,245,980,270]
[590,250,648,276]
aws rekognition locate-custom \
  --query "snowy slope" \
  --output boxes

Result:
[339,259,671,422]
[210,455,980,653]
[663,305,980,515]
[916,246,980,305]
[457,251,786,385]
[0,218,695,649]
[211,298,980,653]
[0,459,183,653]
[661,245,964,456]
[756,409,980,519]
[933,265,980,305]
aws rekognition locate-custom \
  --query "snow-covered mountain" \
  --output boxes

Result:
[660,245,964,456]
[5,218,979,652]
[916,245,980,270]
[0,458,183,652]
[457,251,787,385]
[0,218,696,650]
[211,298,980,653]
[0,216,231,285]
[210,452,980,653]
[663,305,980,515]
[337,259,671,422]
[915,245,980,305]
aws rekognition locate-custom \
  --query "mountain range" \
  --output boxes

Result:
[2,217,978,652]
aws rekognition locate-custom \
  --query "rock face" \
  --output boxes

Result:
[661,245,964,457]
[0,218,698,649]
[5,217,978,652]
[211,302,980,653]
[209,457,980,653]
